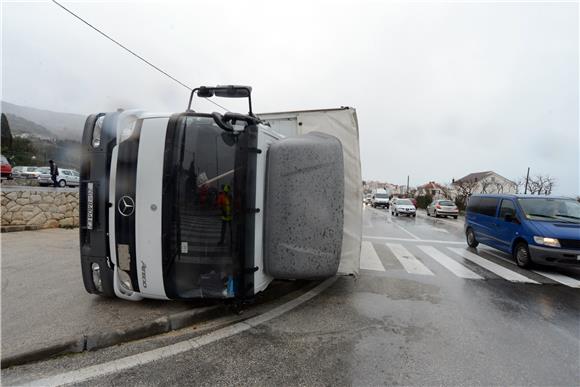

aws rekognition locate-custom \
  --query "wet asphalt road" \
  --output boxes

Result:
[3,205,579,386]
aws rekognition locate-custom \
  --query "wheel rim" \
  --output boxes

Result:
[467,230,474,245]
[516,246,529,265]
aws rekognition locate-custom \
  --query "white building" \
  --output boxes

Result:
[452,171,517,196]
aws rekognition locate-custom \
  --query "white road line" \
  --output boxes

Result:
[418,245,483,279]
[386,243,434,275]
[27,277,338,387]
[391,221,421,240]
[360,241,386,271]
[478,249,580,288]
[363,235,465,245]
[532,270,580,288]
[448,248,539,284]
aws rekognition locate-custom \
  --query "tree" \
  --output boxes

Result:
[1,113,13,152]
[525,174,557,195]
[453,179,479,209]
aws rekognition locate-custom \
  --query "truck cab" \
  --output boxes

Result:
[79,86,358,301]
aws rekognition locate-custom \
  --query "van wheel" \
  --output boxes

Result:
[58,179,67,187]
[466,228,479,248]
[514,242,532,268]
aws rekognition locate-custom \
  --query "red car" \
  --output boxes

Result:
[0,155,12,179]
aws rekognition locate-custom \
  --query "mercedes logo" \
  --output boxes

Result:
[118,195,135,217]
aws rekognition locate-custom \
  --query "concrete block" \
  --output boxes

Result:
[15,198,29,205]
[29,195,41,203]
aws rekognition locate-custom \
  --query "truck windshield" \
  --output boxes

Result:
[517,198,580,223]
[162,116,242,298]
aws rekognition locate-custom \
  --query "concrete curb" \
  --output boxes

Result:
[1,224,45,233]
[1,305,222,369]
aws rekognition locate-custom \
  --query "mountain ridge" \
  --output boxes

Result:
[1,101,86,141]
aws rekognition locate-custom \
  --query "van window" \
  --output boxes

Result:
[499,199,516,219]
[480,197,499,217]
[466,196,481,213]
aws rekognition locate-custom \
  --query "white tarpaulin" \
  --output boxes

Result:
[259,108,362,275]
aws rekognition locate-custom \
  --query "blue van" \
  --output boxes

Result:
[464,194,580,268]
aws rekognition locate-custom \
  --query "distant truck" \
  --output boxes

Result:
[79,87,362,301]
[371,188,390,208]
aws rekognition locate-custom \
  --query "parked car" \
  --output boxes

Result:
[427,199,459,219]
[38,168,80,187]
[364,194,372,205]
[391,198,416,217]
[1,155,13,179]
[12,166,41,179]
[464,194,580,268]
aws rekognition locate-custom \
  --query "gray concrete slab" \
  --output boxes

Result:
[0,229,216,362]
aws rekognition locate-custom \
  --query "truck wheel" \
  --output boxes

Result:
[514,242,532,268]
[466,228,479,248]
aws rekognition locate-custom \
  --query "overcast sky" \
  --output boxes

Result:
[2,0,578,195]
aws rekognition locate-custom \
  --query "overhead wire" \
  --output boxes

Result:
[51,0,230,112]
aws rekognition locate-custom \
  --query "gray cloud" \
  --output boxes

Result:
[2,0,578,195]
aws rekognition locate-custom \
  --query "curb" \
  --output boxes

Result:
[1,225,45,233]
[1,305,222,369]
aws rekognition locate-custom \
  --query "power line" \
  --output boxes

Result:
[51,0,229,112]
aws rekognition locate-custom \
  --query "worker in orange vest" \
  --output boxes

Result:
[217,184,233,246]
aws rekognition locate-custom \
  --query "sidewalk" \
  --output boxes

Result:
[1,229,305,368]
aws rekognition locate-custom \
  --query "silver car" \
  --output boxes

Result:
[12,166,41,179]
[38,168,80,187]
[391,198,416,217]
[427,199,459,219]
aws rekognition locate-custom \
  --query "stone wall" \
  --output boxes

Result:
[1,190,79,229]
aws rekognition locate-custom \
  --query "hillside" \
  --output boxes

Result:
[4,113,54,139]
[1,101,86,141]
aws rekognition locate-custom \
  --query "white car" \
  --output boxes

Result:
[391,198,416,217]
[12,166,41,179]
[38,168,80,187]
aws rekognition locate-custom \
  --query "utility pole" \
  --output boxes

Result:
[524,167,530,194]
[407,175,410,195]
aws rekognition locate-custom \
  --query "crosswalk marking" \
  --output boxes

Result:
[360,241,386,271]
[532,270,580,288]
[448,247,539,284]
[386,243,434,275]
[417,245,483,279]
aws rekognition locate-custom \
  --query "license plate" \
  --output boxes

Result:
[87,182,94,230]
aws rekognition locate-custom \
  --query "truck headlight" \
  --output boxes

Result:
[91,263,103,292]
[118,269,133,291]
[92,115,104,148]
[533,236,561,248]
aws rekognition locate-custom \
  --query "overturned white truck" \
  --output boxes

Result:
[79,86,362,301]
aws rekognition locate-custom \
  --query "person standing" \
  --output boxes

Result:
[49,159,59,187]
[217,184,233,246]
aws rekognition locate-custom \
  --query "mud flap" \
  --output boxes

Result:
[264,132,344,279]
